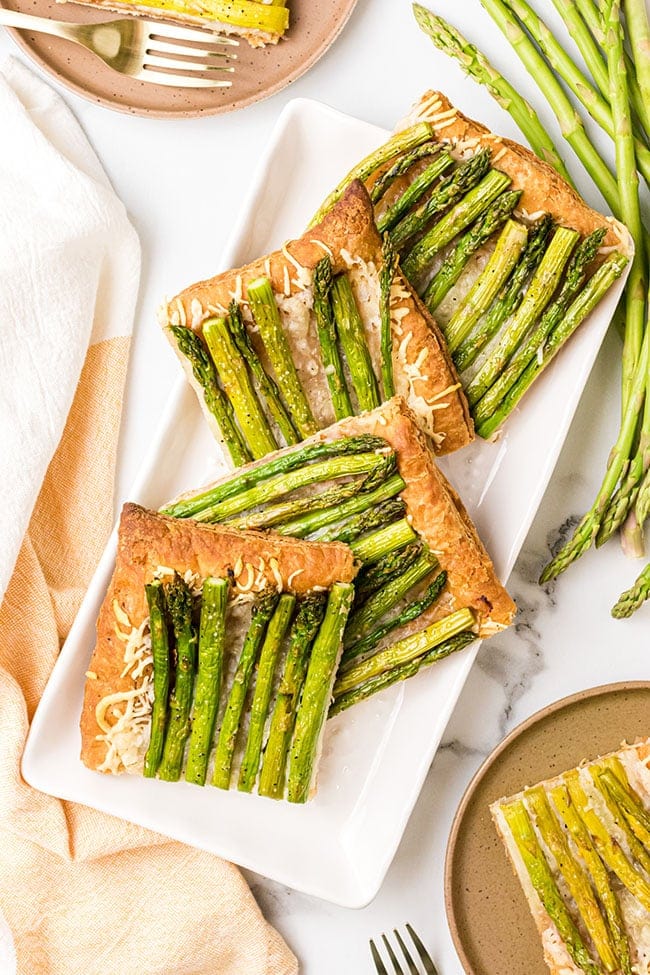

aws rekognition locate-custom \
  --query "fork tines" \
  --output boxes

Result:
[370,924,438,975]
[143,22,238,88]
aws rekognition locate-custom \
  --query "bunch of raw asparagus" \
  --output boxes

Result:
[495,752,650,973]
[162,435,478,714]
[312,117,627,440]
[143,571,353,802]
[412,0,650,615]
[172,261,394,466]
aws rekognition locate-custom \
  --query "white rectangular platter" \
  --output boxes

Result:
[22,98,629,908]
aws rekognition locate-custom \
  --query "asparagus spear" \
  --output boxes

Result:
[331,630,474,715]
[143,581,171,779]
[370,142,442,204]
[162,435,390,519]
[551,782,633,975]
[634,468,650,533]
[525,786,619,972]
[287,583,354,803]
[602,0,647,416]
[564,770,650,912]
[589,765,650,876]
[552,0,650,139]
[391,149,491,252]
[412,5,573,183]
[247,277,318,439]
[472,228,607,427]
[596,426,649,549]
[478,253,628,440]
[227,301,300,446]
[212,591,279,790]
[504,0,650,186]
[169,325,251,467]
[402,170,512,285]
[380,236,398,400]
[423,190,521,311]
[353,544,422,606]
[626,0,650,127]
[500,799,601,975]
[193,451,393,524]
[224,476,369,531]
[313,258,354,421]
[185,578,229,787]
[238,594,296,793]
[280,473,406,539]
[611,562,650,618]
[376,152,455,234]
[344,547,440,645]
[479,0,620,215]
[203,316,278,460]
[466,226,579,407]
[330,274,381,412]
[539,262,646,580]
[335,608,476,696]
[443,219,529,353]
[350,518,418,564]
[595,766,650,851]
[258,593,327,800]
[316,497,406,544]
[158,576,197,782]
[308,123,434,228]
[453,216,553,373]
[341,571,448,666]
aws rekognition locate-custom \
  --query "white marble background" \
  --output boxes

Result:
[1,0,648,970]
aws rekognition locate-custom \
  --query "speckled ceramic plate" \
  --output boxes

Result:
[445,681,650,975]
[2,0,359,117]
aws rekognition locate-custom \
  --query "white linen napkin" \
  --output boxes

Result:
[0,56,140,602]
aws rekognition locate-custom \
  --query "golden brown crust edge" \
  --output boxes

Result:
[399,91,630,252]
[329,399,515,633]
[80,504,357,770]
[161,180,473,455]
[393,274,474,453]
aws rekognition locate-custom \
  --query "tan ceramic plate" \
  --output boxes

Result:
[445,681,650,975]
[3,0,359,117]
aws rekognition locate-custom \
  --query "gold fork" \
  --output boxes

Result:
[0,9,238,87]
[370,924,439,975]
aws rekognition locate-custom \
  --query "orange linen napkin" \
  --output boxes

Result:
[0,60,297,975]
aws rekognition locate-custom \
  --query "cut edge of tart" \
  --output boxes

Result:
[491,738,650,975]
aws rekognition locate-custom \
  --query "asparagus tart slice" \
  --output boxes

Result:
[492,739,650,975]
[81,504,356,802]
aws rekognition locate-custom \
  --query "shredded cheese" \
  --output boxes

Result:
[281,243,312,290]
[432,116,458,131]
[310,239,333,259]
[287,568,305,588]
[95,606,154,775]
[190,299,203,329]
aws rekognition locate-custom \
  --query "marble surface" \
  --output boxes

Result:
[2,0,648,970]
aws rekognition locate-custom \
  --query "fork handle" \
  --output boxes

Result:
[0,7,80,41]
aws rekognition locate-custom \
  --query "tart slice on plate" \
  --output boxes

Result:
[492,739,650,974]
[81,503,356,802]
[160,182,473,461]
